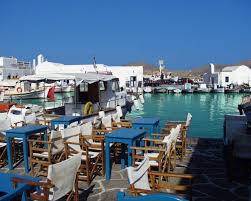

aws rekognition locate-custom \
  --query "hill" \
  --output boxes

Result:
[124,59,251,79]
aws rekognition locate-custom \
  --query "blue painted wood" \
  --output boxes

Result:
[132,117,160,134]
[51,115,83,130]
[117,192,188,201]
[6,125,48,173]
[105,128,146,181]
[0,172,40,201]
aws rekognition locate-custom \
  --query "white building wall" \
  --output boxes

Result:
[107,66,143,88]
[220,66,251,87]
[0,57,17,68]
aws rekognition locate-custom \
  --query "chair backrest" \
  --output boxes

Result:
[102,115,112,128]
[0,117,12,133]
[25,113,37,124]
[99,111,105,118]
[127,156,151,191]
[185,113,192,127]
[80,122,93,136]
[112,112,121,123]
[116,106,123,118]
[62,126,81,152]
[47,152,82,201]
[50,130,64,155]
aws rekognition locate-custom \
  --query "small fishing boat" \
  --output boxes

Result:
[143,86,152,93]
[224,88,240,93]
[182,83,194,93]
[173,89,182,93]
[154,87,167,93]
[182,88,194,93]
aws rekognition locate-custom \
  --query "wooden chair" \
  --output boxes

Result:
[28,130,65,176]
[131,125,181,174]
[12,153,82,201]
[127,156,193,201]
[0,118,21,167]
[63,125,104,184]
[162,114,192,160]
[112,112,132,128]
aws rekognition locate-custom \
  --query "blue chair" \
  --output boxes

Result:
[117,192,188,201]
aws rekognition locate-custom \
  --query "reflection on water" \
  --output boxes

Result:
[127,93,244,138]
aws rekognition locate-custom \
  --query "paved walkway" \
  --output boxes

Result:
[1,138,250,201]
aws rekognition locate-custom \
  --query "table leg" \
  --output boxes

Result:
[7,136,13,170]
[121,143,125,169]
[51,122,55,130]
[105,140,111,181]
[44,129,48,149]
[127,141,133,167]
[23,138,29,173]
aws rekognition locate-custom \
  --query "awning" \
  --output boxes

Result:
[20,73,118,85]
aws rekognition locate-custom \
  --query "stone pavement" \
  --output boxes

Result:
[1,138,250,201]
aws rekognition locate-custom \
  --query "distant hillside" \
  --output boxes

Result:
[124,59,251,79]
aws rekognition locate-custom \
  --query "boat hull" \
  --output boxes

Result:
[3,89,46,100]
[182,88,194,93]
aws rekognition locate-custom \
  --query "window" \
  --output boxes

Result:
[225,77,229,83]
[138,81,142,87]
[99,81,106,91]
[126,81,130,87]
[112,81,120,92]
[80,82,88,92]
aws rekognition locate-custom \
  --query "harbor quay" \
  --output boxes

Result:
[0,137,249,201]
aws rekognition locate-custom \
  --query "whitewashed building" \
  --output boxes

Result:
[34,55,143,90]
[203,63,251,87]
[0,56,33,80]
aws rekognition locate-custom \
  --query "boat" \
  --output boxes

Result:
[224,84,240,93]
[173,89,182,93]
[143,86,152,93]
[182,83,194,93]
[154,87,167,93]
[224,88,240,93]
[182,88,194,93]
[20,73,133,118]
[212,85,225,93]
[194,84,211,93]
[0,79,50,100]
[55,85,73,93]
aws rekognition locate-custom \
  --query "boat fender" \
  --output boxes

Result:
[16,87,22,93]
[84,101,93,115]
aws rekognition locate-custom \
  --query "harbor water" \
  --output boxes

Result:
[10,92,245,139]
[127,93,244,138]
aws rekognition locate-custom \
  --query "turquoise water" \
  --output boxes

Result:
[126,93,245,139]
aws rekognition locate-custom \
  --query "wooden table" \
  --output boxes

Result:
[0,172,40,201]
[51,115,83,130]
[6,125,48,173]
[132,117,160,134]
[105,128,146,181]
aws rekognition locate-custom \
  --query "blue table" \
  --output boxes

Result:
[0,172,40,201]
[117,192,188,201]
[132,117,160,134]
[51,115,83,130]
[6,125,48,173]
[105,128,146,181]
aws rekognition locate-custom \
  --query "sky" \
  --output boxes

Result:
[1,0,251,69]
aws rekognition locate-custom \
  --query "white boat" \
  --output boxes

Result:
[143,86,152,93]
[0,80,49,100]
[55,85,73,93]
[173,89,182,93]
[194,84,211,93]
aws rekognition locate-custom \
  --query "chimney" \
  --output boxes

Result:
[210,63,214,74]
[32,59,36,68]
